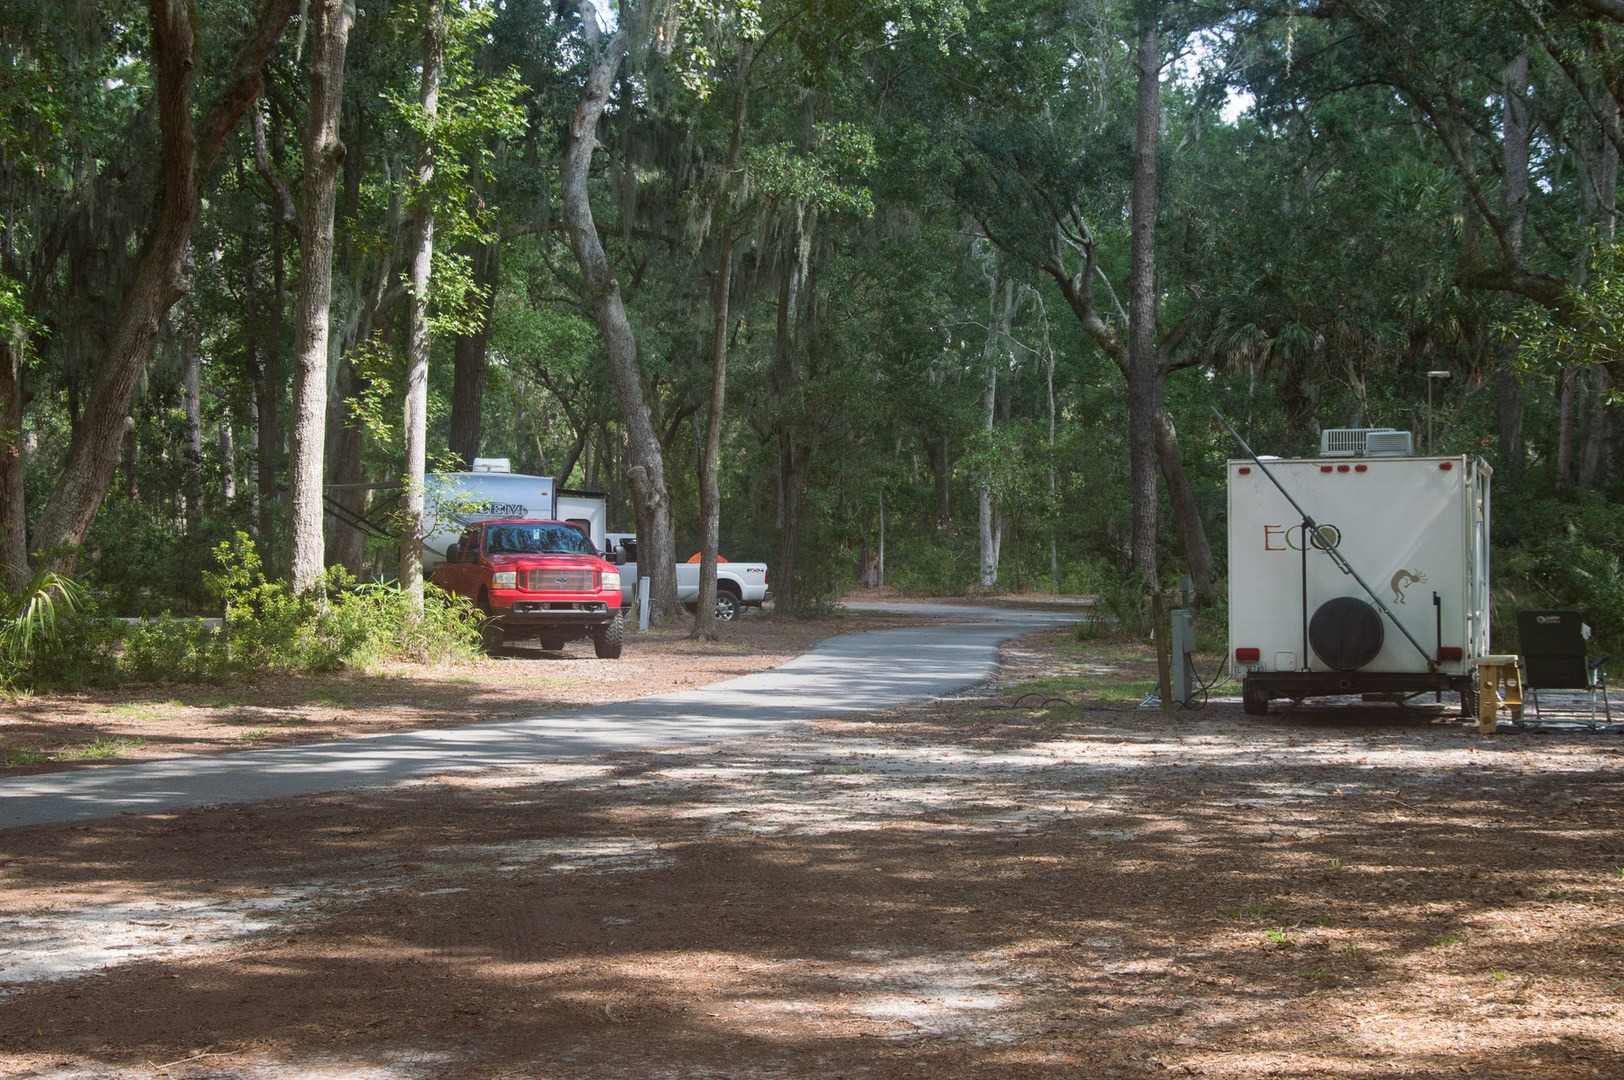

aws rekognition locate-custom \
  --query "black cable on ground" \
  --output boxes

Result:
[987,692,1077,711]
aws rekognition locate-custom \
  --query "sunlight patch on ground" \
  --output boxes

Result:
[454,837,676,874]
[11,1049,466,1080]
[0,836,673,998]
[738,949,1028,1044]
[0,894,313,993]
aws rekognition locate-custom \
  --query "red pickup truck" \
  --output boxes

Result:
[431,518,623,658]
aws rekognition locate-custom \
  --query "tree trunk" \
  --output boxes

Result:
[771,234,807,613]
[1496,51,1532,483]
[30,0,300,574]
[182,337,203,531]
[1126,12,1162,590]
[287,0,354,593]
[878,490,887,589]
[0,344,25,588]
[122,421,139,502]
[324,354,370,575]
[558,430,586,486]
[32,4,197,569]
[255,179,288,558]
[1042,310,1059,591]
[1579,365,1611,488]
[448,242,499,469]
[220,410,235,502]
[1557,368,1577,487]
[978,278,1014,589]
[560,3,678,622]
[1154,403,1215,595]
[693,222,735,641]
[694,47,752,640]
[401,0,443,615]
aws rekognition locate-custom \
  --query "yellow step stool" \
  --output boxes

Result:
[1476,655,1524,734]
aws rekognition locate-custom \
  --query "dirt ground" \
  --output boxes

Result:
[2,606,1623,1078]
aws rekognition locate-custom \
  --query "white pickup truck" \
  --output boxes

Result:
[603,533,771,621]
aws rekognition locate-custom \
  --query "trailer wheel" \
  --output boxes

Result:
[593,613,624,659]
[1242,684,1270,716]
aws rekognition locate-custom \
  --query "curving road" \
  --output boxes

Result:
[0,603,1081,828]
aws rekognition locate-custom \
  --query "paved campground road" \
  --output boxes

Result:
[0,604,1081,828]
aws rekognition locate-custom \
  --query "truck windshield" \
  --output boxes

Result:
[484,523,595,555]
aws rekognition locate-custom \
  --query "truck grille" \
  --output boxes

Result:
[523,568,596,591]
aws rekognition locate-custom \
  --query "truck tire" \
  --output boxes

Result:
[478,594,504,655]
[714,585,742,622]
[593,612,624,659]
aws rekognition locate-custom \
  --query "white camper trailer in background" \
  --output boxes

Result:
[1227,427,1492,715]
[422,459,606,567]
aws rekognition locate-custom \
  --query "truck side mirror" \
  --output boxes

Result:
[444,543,459,564]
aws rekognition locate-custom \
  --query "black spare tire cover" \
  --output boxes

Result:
[1308,596,1384,671]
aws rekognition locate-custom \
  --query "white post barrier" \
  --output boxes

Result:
[637,576,651,632]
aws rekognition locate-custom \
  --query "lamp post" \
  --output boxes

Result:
[1426,370,1451,453]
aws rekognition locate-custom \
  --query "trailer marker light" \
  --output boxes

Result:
[1336,464,1350,472]
[1355,464,1368,472]
[1439,461,1453,471]
[1438,646,1463,661]
[1238,466,1251,474]
[1235,647,1261,663]
[1320,465,1333,473]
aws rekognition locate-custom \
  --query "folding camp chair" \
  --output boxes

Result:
[1516,609,1611,727]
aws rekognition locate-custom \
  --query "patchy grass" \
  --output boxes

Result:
[57,736,146,760]
[98,701,189,722]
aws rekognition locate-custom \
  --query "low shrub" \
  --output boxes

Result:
[0,570,124,690]
[121,614,231,684]
[204,536,482,674]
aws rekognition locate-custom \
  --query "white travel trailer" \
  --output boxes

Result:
[1227,428,1492,715]
[422,459,606,566]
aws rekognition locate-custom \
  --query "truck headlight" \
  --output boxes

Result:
[492,571,517,589]
[602,570,621,592]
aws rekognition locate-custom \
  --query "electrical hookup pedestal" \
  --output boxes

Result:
[1150,577,1200,714]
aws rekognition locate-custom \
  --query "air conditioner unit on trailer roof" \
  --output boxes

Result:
[1319,428,1412,457]
[1363,430,1415,456]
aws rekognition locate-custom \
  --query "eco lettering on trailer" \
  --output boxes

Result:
[1262,523,1342,552]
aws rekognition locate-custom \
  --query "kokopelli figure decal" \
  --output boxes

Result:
[1390,568,1427,604]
